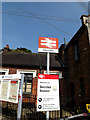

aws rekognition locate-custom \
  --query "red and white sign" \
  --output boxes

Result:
[38,37,58,53]
[37,74,60,111]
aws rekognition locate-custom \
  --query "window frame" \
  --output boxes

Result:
[17,70,36,94]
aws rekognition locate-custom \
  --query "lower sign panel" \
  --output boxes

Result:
[37,95,60,111]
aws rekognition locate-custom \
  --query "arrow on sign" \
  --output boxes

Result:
[41,38,56,48]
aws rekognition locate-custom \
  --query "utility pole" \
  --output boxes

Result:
[87,15,90,44]
[88,1,90,14]
[64,38,69,106]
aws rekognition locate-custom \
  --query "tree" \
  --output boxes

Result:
[11,47,32,53]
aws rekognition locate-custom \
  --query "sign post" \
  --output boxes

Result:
[38,37,59,120]
[46,52,49,120]
[17,74,24,120]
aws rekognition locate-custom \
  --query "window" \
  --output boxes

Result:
[17,70,36,94]
[23,73,33,93]
[80,78,85,95]
[74,42,79,60]
[70,82,75,97]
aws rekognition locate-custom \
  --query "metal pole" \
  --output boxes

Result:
[64,38,69,106]
[47,52,49,74]
[59,78,62,118]
[46,52,49,120]
[17,74,24,120]
[88,16,90,44]
[88,1,90,14]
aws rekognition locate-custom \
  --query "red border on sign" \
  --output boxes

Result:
[38,74,59,79]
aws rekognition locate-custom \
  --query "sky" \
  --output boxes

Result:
[2,1,89,53]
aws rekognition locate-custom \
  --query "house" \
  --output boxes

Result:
[59,15,90,109]
[0,47,64,103]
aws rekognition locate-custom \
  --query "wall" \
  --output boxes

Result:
[59,22,90,108]
[66,28,90,107]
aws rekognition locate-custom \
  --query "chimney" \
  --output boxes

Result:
[80,15,90,44]
[3,44,10,51]
[80,15,90,27]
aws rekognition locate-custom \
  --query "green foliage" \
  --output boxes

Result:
[10,47,32,53]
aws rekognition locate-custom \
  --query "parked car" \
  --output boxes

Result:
[60,113,90,120]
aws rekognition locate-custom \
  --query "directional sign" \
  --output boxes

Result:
[37,74,60,111]
[38,37,58,53]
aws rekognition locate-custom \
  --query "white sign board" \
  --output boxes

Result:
[0,74,21,103]
[37,74,60,111]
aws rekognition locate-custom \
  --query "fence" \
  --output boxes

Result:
[1,94,60,120]
[2,101,17,119]
[1,95,90,120]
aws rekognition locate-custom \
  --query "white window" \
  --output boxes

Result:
[17,70,36,94]
[0,69,9,75]
[44,71,62,79]
[17,70,36,78]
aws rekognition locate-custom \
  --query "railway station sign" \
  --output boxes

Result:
[38,37,58,53]
[37,74,60,111]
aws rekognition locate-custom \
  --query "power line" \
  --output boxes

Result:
[28,13,79,21]
[2,3,74,36]
[77,0,88,13]
[4,3,79,21]
[2,10,80,23]
[2,11,72,36]
[79,2,88,12]
[3,3,83,36]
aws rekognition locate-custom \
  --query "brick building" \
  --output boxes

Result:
[0,49,63,99]
[59,15,90,108]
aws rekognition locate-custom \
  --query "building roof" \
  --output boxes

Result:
[1,51,62,70]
